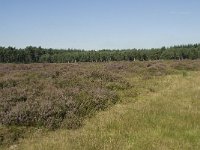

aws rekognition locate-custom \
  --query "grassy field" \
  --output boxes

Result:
[1,60,200,149]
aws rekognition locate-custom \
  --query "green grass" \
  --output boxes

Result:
[10,71,200,150]
[1,60,200,149]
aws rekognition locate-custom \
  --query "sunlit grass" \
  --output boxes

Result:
[1,61,200,149]
[12,71,200,150]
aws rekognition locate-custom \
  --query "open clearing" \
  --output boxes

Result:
[1,61,200,150]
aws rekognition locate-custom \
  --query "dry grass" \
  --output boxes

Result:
[0,63,128,146]
[1,60,200,149]
[14,71,200,150]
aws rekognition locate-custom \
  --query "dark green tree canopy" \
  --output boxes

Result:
[0,44,200,63]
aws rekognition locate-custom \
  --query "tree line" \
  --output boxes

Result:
[0,44,200,63]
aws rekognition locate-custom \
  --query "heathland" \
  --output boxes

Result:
[1,60,200,149]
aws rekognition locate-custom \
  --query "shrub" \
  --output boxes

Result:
[0,64,121,130]
[0,126,25,146]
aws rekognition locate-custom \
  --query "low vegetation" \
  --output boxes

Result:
[1,60,200,149]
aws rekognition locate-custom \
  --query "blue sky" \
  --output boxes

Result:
[0,0,200,50]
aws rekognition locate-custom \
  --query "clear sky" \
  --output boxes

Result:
[0,0,200,50]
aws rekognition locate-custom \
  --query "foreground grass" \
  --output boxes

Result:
[12,71,200,150]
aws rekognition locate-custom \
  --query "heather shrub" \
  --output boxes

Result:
[0,126,25,145]
[0,64,121,131]
[106,82,130,90]
[171,60,200,71]
[0,86,118,129]
[0,79,18,89]
[89,70,119,82]
[3,61,200,146]
[146,62,169,76]
[88,69,131,89]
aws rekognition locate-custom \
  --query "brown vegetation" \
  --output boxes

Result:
[1,60,200,146]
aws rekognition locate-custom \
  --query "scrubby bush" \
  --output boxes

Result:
[1,60,200,146]
[146,62,169,76]
[0,126,25,145]
[0,64,121,130]
[171,60,200,71]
